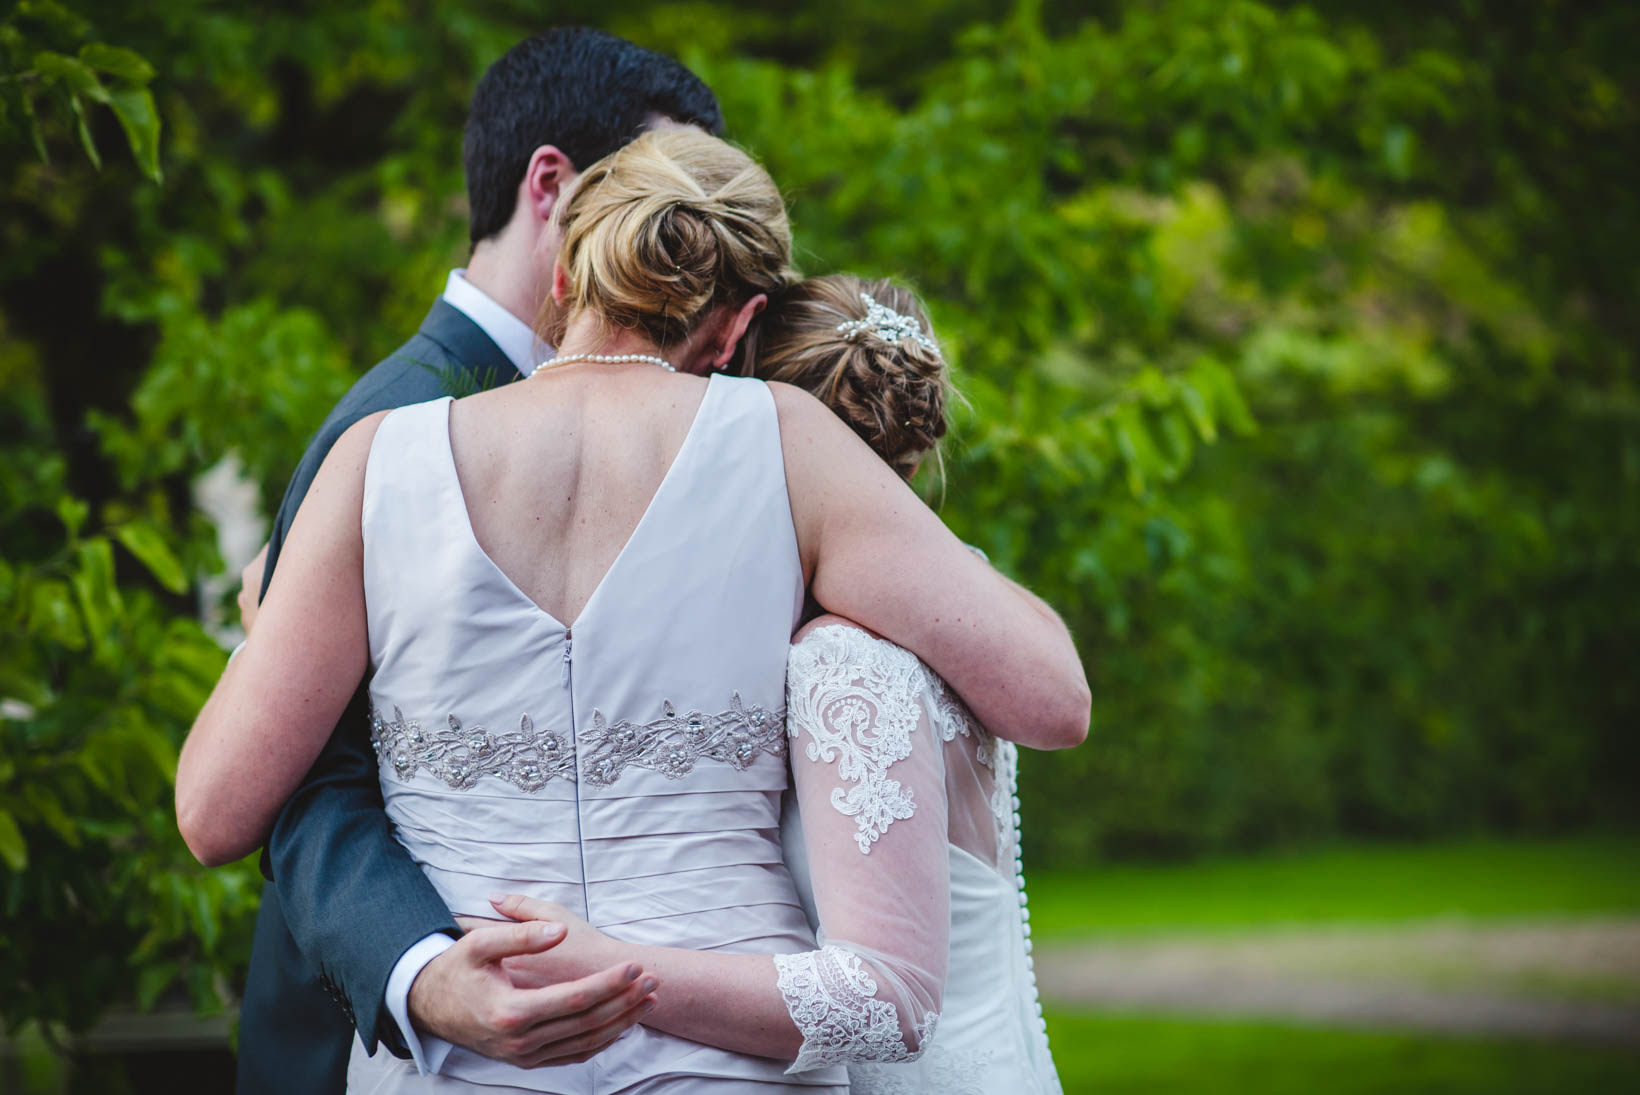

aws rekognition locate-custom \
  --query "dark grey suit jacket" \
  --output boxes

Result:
[235,299,517,1095]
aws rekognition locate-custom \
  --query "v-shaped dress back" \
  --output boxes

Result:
[353,375,845,1093]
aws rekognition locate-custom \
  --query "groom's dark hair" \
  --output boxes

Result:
[463,28,724,244]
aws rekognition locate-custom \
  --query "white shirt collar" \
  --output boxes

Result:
[440,269,549,377]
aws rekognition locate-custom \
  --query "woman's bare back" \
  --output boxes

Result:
[447,366,710,627]
[449,367,1088,746]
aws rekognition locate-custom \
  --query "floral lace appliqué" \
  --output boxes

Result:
[370,706,574,792]
[786,626,937,853]
[775,945,936,1073]
[579,692,784,786]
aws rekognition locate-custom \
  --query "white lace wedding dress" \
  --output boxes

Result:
[781,624,1064,1095]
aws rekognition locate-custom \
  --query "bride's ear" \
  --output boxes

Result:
[551,262,571,305]
[710,293,768,371]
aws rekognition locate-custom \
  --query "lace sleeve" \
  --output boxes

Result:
[774,623,950,1072]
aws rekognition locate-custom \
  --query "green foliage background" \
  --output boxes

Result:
[1,0,1635,1037]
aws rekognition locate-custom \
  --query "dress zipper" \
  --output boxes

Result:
[561,626,591,923]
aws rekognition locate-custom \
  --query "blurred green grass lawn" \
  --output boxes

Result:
[1028,834,1640,939]
[1043,1012,1640,1094]
[1030,835,1640,1094]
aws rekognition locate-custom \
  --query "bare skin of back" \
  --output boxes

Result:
[449,366,710,627]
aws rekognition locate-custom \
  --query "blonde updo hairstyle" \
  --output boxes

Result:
[747,275,951,481]
[544,128,796,352]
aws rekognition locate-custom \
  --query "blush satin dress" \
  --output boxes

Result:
[347,376,849,1094]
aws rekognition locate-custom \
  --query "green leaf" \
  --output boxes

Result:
[1383,124,1415,180]
[114,521,189,593]
[1157,407,1196,471]
[0,808,28,871]
[106,84,161,182]
[27,580,84,649]
[18,84,47,164]
[1173,375,1218,442]
[75,752,110,794]
[71,537,121,657]
[0,663,49,707]
[32,51,110,103]
[69,92,101,170]
[55,496,89,540]
[78,43,156,84]
[1198,359,1257,435]
[1111,403,1171,495]
[192,884,220,951]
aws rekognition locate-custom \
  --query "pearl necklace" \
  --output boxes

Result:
[531,351,675,377]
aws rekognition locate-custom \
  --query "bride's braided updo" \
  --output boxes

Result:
[747,275,951,481]
[546,128,796,349]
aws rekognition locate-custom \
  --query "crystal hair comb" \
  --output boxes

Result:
[836,293,941,357]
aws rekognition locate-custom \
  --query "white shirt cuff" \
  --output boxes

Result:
[385,932,459,1075]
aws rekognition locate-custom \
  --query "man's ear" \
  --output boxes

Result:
[711,293,768,370]
[523,145,576,224]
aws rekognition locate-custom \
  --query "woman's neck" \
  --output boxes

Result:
[553,314,668,364]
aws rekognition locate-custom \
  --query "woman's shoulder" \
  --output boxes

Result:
[765,378,845,436]
[320,407,398,477]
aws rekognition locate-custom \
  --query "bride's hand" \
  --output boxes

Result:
[486,893,632,992]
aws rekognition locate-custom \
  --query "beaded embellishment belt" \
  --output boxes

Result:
[370,692,785,792]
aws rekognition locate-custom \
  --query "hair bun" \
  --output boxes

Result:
[745,275,952,481]
[550,129,795,349]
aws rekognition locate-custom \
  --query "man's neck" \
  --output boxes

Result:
[463,232,546,327]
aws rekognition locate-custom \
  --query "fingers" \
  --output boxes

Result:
[492,891,544,917]
[511,961,644,1021]
[240,544,268,592]
[461,920,567,966]
[491,892,553,922]
[237,543,267,633]
[517,994,657,1069]
[485,963,651,1067]
[498,953,552,991]
[520,969,657,1047]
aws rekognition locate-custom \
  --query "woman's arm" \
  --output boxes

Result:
[176,412,385,866]
[488,618,951,1067]
[774,383,1091,749]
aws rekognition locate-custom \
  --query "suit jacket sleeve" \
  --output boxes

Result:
[259,365,461,1058]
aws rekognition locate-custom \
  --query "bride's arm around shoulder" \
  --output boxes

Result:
[176,411,389,866]
[772,382,1091,750]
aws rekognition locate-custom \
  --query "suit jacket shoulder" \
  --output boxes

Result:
[260,300,517,594]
